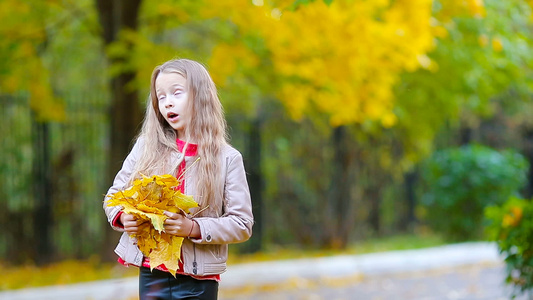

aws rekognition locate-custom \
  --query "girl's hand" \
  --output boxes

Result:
[120,213,146,234]
[163,211,197,237]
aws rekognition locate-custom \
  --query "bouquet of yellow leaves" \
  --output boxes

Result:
[106,174,198,275]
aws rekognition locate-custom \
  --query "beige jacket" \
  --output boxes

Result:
[103,139,254,276]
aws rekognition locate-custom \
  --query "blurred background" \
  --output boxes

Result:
[1,0,532,292]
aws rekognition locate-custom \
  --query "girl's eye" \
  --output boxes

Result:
[158,96,165,101]
[174,91,182,96]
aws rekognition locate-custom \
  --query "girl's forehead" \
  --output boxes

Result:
[155,71,187,89]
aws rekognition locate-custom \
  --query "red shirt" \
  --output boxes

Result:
[114,139,220,281]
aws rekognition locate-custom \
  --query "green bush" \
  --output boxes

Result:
[420,144,528,241]
[486,196,533,298]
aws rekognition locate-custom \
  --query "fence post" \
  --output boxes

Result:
[32,117,52,264]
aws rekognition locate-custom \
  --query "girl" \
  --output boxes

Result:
[103,58,254,300]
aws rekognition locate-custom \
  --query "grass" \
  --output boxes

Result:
[0,233,446,291]
[227,233,446,265]
[0,258,138,291]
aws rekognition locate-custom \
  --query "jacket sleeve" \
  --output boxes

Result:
[102,139,143,232]
[191,151,254,245]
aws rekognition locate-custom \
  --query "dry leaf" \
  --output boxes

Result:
[106,174,199,275]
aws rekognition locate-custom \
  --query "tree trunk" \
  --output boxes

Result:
[96,0,143,261]
[243,118,263,253]
[323,126,354,249]
[522,127,533,198]
[399,169,418,231]
[459,124,472,146]
[367,187,381,235]
[96,0,143,180]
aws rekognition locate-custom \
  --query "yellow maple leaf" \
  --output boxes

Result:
[106,174,199,276]
[149,233,184,274]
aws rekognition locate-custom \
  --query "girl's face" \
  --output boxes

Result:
[155,72,189,139]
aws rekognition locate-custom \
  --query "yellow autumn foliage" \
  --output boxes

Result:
[0,0,64,122]
[209,42,260,87]
[106,174,199,275]
[502,206,523,228]
[436,0,486,20]
[491,37,504,52]
[204,0,437,127]
[202,0,491,127]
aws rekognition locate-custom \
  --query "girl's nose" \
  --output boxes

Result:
[165,100,173,108]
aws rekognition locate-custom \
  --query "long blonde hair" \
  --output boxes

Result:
[130,59,228,216]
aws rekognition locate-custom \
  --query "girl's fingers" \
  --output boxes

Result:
[163,219,183,235]
[125,227,136,233]
[123,218,145,232]
[124,224,139,233]
[127,222,141,227]
[124,212,185,235]
[164,211,180,219]
[124,214,146,225]
[164,217,178,225]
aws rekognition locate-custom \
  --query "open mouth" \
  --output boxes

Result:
[167,112,179,122]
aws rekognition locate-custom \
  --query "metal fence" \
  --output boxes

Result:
[0,92,110,263]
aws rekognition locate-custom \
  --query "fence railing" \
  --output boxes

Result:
[0,93,110,263]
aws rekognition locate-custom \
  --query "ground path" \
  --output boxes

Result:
[2,242,530,300]
[221,263,528,300]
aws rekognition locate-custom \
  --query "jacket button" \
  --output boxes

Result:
[206,235,212,242]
